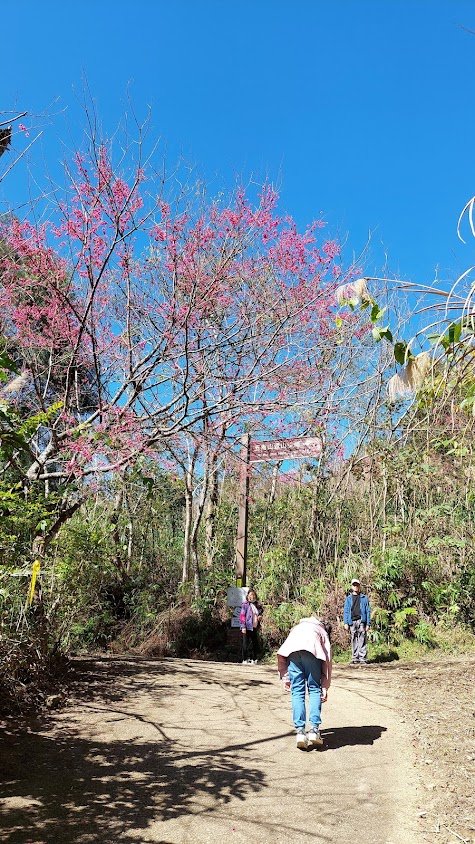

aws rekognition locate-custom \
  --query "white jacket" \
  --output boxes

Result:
[277,617,332,689]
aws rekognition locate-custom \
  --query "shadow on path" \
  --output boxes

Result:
[321,724,387,750]
[68,656,273,707]
[0,657,280,844]
[1,724,271,844]
[0,658,398,843]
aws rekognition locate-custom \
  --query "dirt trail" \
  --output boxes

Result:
[1,657,423,844]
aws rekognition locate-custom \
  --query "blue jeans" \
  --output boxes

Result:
[287,650,322,730]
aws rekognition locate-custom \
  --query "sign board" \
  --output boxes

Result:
[249,436,322,463]
[227,586,248,628]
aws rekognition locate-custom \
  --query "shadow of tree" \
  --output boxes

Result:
[68,655,273,706]
[1,726,270,843]
[67,656,184,705]
[321,724,387,750]
[1,657,281,844]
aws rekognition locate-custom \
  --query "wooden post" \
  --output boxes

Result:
[236,433,250,587]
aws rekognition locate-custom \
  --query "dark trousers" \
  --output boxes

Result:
[242,629,259,661]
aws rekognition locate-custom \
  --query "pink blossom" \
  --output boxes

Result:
[322,240,340,259]
[151,225,167,242]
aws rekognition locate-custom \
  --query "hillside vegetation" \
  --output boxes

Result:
[0,120,474,713]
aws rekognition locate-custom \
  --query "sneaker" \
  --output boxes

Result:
[307,728,324,747]
[251,659,258,665]
[242,659,250,664]
[296,731,308,750]
[358,659,368,664]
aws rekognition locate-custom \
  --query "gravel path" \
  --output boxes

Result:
[1,656,424,844]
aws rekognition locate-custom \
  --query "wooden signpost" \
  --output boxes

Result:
[235,434,322,586]
[235,434,251,589]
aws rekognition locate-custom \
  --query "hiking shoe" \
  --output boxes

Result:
[242,659,251,664]
[307,728,324,747]
[358,659,369,664]
[296,731,308,750]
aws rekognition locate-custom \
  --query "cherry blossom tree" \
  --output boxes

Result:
[0,128,364,568]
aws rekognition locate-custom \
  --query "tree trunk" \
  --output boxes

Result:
[191,543,201,599]
[33,497,84,558]
[204,450,219,569]
[189,471,209,598]
[182,477,193,584]
[124,490,134,574]
[110,488,128,581]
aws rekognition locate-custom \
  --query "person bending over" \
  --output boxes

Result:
[277,614,332,750]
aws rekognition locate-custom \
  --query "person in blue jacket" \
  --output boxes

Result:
[343,578,371,664]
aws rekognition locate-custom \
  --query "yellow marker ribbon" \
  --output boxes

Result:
[26,560,41,607]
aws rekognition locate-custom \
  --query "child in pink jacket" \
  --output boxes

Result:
[239,588,264,664]
[277,615,332,750]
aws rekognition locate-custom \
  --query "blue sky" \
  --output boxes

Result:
[2,0,475,292]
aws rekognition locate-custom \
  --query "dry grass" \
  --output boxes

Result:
[395,656,475,844]
[0,638,68,715]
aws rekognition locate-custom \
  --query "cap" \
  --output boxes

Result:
[351,578,361,585]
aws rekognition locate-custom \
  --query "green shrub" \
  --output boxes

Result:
[264,602,312,646]
[414,621,437,647]
[371,606,390,632]
[300,581,325,613]
[393,606,418,634]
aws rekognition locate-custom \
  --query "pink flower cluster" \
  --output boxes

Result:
[0,219,80,353]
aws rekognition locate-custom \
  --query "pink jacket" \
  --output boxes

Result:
[277,617,332,690]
